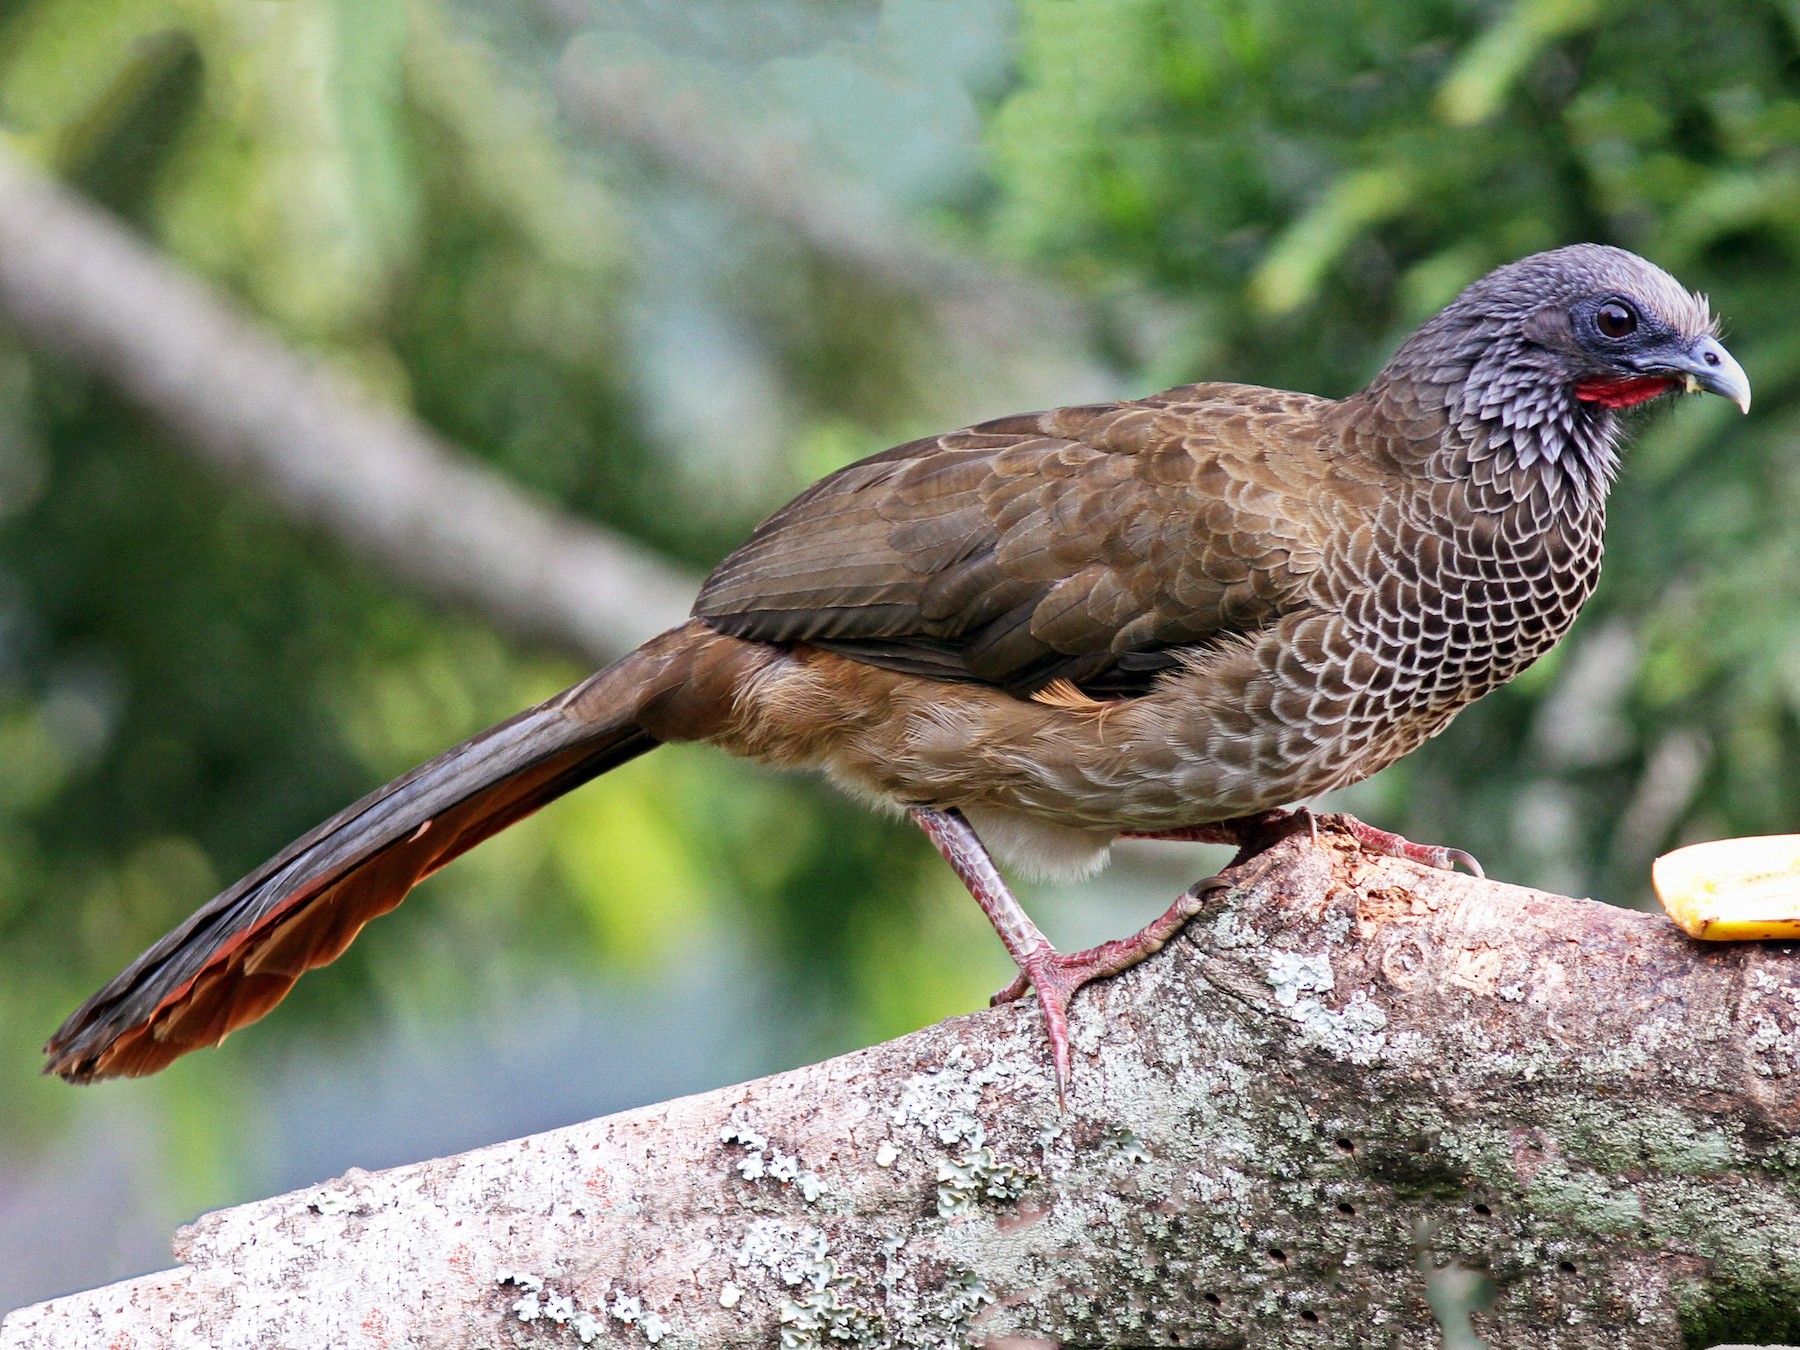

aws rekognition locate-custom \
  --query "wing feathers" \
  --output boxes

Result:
[695,383,1342,695]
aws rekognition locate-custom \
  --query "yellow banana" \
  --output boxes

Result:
[1654,835,1800,941]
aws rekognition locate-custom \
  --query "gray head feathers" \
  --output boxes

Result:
[1377,244,1719,506]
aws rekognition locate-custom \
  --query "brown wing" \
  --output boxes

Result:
[696,383,1347,696]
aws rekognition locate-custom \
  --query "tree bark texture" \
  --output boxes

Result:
[6,824,1800,1349]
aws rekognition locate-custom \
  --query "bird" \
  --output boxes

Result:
[43,243,1750,1097]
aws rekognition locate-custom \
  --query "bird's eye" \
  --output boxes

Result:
[1596,302,1638,339]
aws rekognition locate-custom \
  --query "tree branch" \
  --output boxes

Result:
[553,54,1070,323]
[6,823,1797,1348]
[0,144,698,664]
[553,53,1132,404]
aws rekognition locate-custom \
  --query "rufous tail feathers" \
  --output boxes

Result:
[45,623,739,1082]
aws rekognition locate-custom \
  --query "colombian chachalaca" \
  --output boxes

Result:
[44,244,1751,1096]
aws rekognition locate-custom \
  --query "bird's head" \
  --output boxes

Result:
[1379,244,1749,497]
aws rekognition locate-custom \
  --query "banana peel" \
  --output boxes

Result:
[1653,835,1800,940]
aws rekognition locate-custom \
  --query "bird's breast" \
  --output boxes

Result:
[1293,492,1606,775]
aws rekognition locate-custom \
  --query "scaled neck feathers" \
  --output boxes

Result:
[1360,284,1634,511]
[1366,312,1621,513]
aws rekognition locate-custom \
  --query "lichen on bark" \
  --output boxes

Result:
[5,822,1800,1349]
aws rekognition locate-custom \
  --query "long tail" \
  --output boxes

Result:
[45,623,726,1082]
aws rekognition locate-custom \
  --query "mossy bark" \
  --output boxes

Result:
[6,822,1799,1348]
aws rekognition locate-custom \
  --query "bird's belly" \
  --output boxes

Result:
[709,572,1587,839]
[712,640,1367,833]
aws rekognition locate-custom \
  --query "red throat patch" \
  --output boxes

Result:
[1574,375,1679,409]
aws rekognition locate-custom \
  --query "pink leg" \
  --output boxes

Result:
[1336,814,1483,877]
[910,807,1219,1106]
[1124,807,1483,878]
[1120,806,1308,857]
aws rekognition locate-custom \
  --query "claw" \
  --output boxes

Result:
[1445,847,1485,879]
[991,971,1030,1006]
[1014,951,1078,1108]
[1334,814,1485,878]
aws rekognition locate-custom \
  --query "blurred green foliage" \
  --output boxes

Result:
[0,0,1795,1249]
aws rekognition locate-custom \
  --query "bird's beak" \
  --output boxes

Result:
[1636,335,1752,414]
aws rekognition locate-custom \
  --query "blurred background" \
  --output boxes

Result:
[0,0,1795,1315]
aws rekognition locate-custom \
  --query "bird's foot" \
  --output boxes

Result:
[910,804,1224,1107]
[1121,806,1312,862]
[989,879,1223,1105]
[1127,808,1482,877]
[1329,813,1483,877]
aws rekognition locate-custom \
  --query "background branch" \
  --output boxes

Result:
[0,143,699,665]
[554,52,1136,404]
[7,825,1798,1348]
